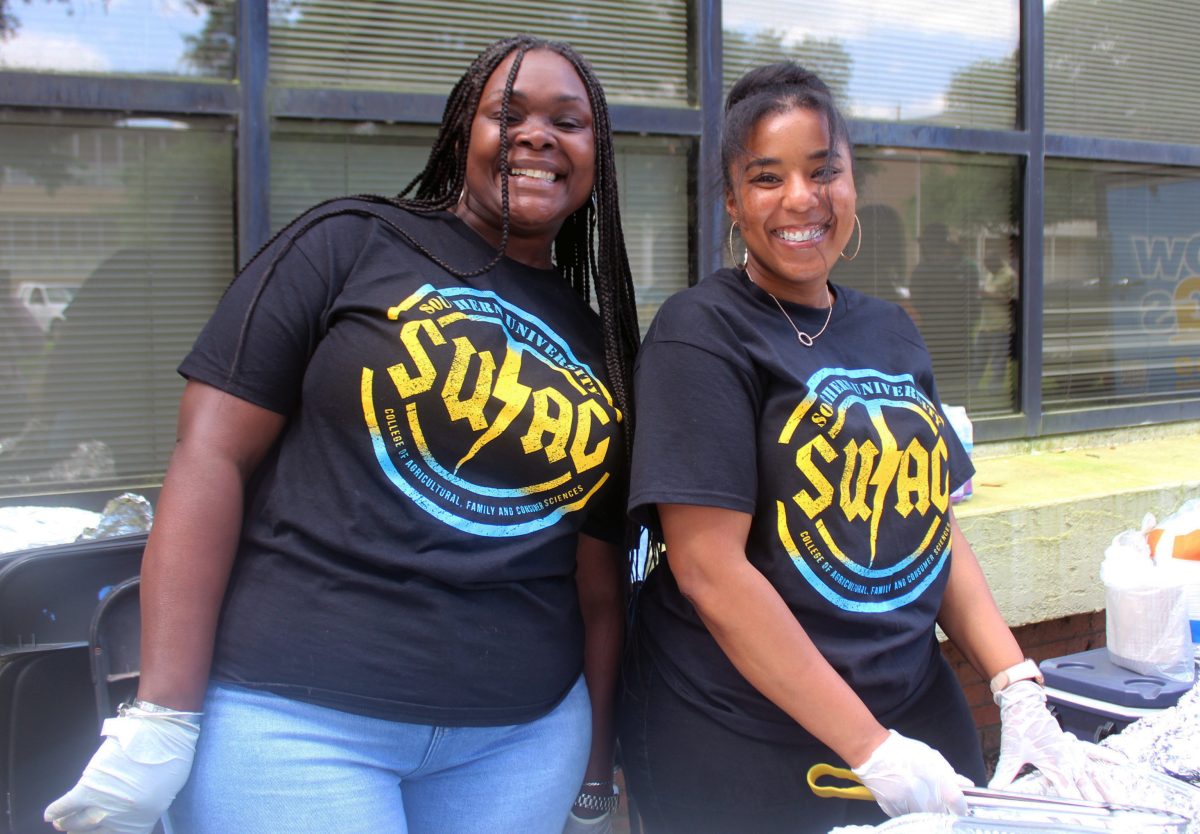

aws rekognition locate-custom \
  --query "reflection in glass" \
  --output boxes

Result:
[723,0,1018,129]
[268,0,689,105]
[830,149,1020,416]
[0,0,235,78]
[1043,161,1200,411]
[270,123,689,335]
[0,113,234,495]
[1045,0,1200,145]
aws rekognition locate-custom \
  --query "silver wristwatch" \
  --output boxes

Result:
[573,782,619,812]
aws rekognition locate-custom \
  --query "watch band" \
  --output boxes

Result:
[989,658,1044,695]
[573,783,620,812]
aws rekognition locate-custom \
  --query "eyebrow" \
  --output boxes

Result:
[485,90,587,105]
[744,148,840,170]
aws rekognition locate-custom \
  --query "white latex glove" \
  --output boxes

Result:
[851,729,972,817]
[562,809,614,834]
[44,709,199,834]
[988,679,1121,802]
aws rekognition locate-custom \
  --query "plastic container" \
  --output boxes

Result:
[1038,647,1191,742]
[1170,558,1200,644]
[943,405,973,503]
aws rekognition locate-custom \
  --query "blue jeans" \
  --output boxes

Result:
[170,677,591,834]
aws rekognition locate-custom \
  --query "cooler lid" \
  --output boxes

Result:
[1039,648,1193,708]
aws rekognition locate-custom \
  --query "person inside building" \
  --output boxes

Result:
[617,62,1113,833]
[46,34,638,834]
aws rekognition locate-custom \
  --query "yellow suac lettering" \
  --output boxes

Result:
[387,319,445,398]
[455,346,531,471]
[442,337,496,430]
[570,399,610,473]
[894,437,930,517]
[793,435,835,518]
[522,387,573,463]
[931,436,950,513]
[839,438,878,522]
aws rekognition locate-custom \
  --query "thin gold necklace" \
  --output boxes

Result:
[744,263,834,347]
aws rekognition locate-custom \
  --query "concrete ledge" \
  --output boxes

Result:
[955,420,1200,627]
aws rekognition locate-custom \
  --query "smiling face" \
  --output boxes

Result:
[454,48,597,269]
[725,105,856,306]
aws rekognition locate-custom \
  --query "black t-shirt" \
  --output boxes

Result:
[179,199,624,725]
[628,268,972,743]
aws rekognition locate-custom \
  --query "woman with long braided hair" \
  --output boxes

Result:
[47,35,638,834]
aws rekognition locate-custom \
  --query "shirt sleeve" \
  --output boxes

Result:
[628,338,760,528]
[177,220,341,415]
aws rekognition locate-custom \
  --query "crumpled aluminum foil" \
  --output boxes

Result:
[76,492,154,540]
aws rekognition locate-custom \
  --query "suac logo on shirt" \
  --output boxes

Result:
[360,283,619,537]
[774,368,952,612]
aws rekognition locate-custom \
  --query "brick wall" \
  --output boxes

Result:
[940,609,1108,771]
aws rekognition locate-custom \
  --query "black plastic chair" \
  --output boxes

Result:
[0,647,96,833]
[0,532,147,655]
[90,575,142,726]
[0,534,146,833]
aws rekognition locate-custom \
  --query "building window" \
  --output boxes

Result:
[1044,0,1200,145]
[722,0,1019,129]
[0,112,234,495]
[268,0,691,106]
[1043,159,1200,411]
[0,0,235,78]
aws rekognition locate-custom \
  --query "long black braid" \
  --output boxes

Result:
[227,35,641,573]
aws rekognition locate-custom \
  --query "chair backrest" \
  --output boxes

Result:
[0,533,146,655]
[0,646,96,833]
[89,575,142,724]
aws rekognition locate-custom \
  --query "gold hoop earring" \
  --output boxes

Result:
[840,213,862,261]
[728,221,749,269]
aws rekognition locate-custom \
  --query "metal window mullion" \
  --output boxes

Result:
[237,0,270,268]
[0,73,238,114]
[1019,0,1045,438]
[696,0,723,283]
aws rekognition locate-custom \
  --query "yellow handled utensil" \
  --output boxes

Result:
[805,763,872,801]
[806,763,1189,832]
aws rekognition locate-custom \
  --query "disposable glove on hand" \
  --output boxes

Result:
[851,729,972,817]
[44,710,199,834]
[563,809,614,834]
[988,679,1122,802]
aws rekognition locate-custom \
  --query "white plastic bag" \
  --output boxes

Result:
[1148,497,1200,643]
[1100,525,1194,684]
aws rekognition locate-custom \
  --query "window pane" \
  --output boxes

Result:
[1045,0,1200,144]
[0,113,234,496]
[825,149,1021,416]
[723,0,1018,129]
[1043,160,1200,411]
[268,0,690,106]
[0,0,234,78]
[270,123,690,335]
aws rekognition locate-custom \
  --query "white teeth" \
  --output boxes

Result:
[774,226,826,243]
[511,168,556,181]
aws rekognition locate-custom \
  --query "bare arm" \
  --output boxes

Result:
[936,511,1024,681]
[661,503,888,768]
[574,532,624,787]
[136,380,287,712]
